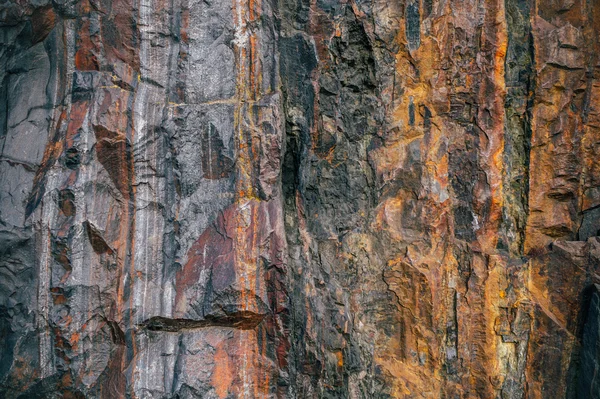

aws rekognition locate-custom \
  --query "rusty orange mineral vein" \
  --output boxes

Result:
[232,0,265,394]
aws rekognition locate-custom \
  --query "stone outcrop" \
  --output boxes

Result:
[1,0,599,397]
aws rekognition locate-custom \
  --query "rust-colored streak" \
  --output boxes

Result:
[213,343,235,398]
[174,209,235,316]
[75,20,99,71]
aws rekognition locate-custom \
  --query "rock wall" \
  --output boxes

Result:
[1,0,599,397]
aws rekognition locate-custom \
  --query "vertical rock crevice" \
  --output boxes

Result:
[576,287,600,398]
[502,0,534,256]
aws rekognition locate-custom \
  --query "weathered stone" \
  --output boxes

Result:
[1,0,600,398]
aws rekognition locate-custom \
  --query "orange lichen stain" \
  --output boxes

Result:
[335,351,344,368]
[76,0,92,14]
[212,343,234,399]
[45,140,64,166]
[61,372,74,388]
[70,332,80,350]
[334,23,342,37]
[57,315,73,331]
[51,289,68,305]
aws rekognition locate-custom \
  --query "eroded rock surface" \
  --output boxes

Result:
[1,0,599,397]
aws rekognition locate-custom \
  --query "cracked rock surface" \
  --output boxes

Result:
[1,0,600,397]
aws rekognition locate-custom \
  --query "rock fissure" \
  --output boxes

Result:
[140,311,267,332]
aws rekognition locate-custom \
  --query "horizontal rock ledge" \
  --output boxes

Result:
[139,311,267,332]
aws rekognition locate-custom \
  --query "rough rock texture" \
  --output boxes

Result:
[1,0,600,398]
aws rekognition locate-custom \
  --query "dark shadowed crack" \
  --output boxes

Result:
[139,311,266,332]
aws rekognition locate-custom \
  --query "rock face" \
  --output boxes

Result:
[1,0,600,397]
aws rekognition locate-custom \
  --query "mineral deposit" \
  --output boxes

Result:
[1,0,600,397]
